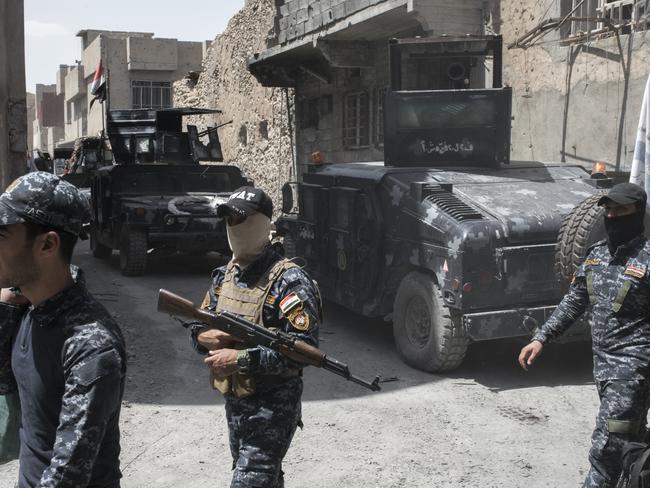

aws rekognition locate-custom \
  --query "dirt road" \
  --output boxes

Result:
[0,242,599,487]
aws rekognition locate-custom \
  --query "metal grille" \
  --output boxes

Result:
[422,184,484,221]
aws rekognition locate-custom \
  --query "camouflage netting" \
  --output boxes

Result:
[174,0,295,216]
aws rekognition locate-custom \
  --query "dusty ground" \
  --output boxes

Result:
[0,242,599,487]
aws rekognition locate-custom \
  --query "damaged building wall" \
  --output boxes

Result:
[174,0,294,210]
[498,0,650,170]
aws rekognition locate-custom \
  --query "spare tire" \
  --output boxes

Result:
[168,196,214,215]
[555,193,606,289]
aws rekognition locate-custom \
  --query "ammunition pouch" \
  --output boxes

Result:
[212,369,301,398]
[211,371,257,399]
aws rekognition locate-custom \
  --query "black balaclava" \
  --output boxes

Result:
[604,205,645,253]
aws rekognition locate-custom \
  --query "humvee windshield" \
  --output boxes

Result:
[396,95,497,129]
[113,168,235,195]
[384,88,512,167]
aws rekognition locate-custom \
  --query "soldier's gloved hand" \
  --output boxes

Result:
[0,288,29,306]
[204,348,239,376]
[197,329,242,351]
[518,340,544,371]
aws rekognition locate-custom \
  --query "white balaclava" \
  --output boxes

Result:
[227,212,271,267]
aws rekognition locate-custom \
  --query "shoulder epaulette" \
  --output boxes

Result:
[585,239,607,255]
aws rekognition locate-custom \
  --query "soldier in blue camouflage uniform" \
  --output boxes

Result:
[519,182,650,487]
[188,186,320,488]
[0,172,126,487]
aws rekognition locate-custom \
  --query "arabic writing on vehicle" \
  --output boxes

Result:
[419,139,474,155]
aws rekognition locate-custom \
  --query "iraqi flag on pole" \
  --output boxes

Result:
[89,60,106,109]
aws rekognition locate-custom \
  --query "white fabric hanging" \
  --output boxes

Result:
[630,74,650,197]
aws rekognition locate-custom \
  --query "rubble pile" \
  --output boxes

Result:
[174,0,294,211]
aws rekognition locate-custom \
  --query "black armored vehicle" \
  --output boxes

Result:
[276,36,610,372]
[90,107,248,276]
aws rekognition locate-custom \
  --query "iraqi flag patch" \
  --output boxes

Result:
[280,293,302,315]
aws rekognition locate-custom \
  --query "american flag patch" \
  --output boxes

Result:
[280,293,302,314]
[624,264,647,279]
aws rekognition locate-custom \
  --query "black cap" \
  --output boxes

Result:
[216,186,273,220]
[597,182,647,207]
[0,172,91,239]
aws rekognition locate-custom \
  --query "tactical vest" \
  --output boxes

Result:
[212,258,299,398]
[586,269,633,313]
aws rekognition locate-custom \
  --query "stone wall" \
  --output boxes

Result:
[174,0,294,213]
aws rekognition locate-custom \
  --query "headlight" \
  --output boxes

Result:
[210,196,228,210]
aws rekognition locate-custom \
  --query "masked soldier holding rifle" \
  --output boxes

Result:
[519,182,650,488]
[187,186,321,488]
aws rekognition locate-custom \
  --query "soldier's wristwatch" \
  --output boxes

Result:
[236,350,252,372]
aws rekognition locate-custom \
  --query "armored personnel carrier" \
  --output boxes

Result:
[90,108,249,276]
[276,36,610,372]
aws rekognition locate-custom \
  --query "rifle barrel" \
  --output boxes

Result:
[322,357,382,392]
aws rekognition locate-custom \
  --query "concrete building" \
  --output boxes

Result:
[248,0,650,175]
[0,0,27,187]
[33,82,65,155]
[54,30,208,148]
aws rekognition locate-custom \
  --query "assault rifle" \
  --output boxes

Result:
[158,289,382,392]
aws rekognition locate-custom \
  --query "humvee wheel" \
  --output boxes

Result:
[119,227,147,276]
[555,194,606,290]
[90,227,112,259]
[393,271,468,372]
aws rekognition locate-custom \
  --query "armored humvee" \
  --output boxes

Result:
[276,36,611,372]
[90,107,249,276]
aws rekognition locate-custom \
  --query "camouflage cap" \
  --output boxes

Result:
[0,172,91,239]
[598,182,647,207]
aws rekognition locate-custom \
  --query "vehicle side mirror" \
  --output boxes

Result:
[282,182,296,214]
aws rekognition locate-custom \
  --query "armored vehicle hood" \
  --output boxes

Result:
[414,163,597,244]
[310,161,599,245]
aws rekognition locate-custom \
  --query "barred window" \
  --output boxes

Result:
[565,0,649,41]
[570,0,600,36]
[343,91,369,149]
[132,81,172,109]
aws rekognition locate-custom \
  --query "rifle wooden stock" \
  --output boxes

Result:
[158,289,207,323]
